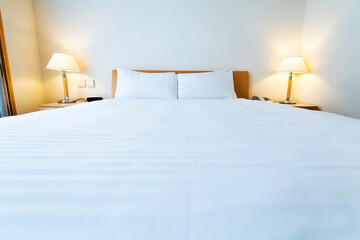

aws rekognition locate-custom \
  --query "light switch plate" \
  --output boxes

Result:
[78,80,86,88]
[86,80,95,88]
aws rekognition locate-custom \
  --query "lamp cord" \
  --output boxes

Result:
[74,98,87,103]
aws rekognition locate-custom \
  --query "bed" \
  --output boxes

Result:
[0,70,360,240]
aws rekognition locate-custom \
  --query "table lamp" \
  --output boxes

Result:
[46,53,80,103]
[277,57,308,104]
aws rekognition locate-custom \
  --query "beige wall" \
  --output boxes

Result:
[0,0,44,114]
[2,0,359,119]
[33,0,306,103]
[299,0,360,118]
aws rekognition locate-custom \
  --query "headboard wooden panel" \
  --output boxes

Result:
[112,70,249,99]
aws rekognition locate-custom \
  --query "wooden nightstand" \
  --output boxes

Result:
[39,102,84,111]
[274,102,320,111]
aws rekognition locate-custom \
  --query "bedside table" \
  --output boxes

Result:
[274,102,320,111]
[39,102,84,111]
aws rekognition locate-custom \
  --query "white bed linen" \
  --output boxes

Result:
[115,69,178,99]
[0,99,359,240]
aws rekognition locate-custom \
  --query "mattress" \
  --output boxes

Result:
[0,99,359,240]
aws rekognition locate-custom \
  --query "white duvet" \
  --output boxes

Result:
[0,99,360,240]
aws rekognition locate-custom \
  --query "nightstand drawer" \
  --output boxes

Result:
[274,102,320,111]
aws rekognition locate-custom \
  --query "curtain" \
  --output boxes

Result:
[0,10,16,117]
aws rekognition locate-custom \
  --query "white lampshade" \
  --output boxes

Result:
[277,57,308,73]
[46,53,80,72]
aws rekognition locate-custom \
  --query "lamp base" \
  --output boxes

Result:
[58,99,76,104]
[279,100,297,104]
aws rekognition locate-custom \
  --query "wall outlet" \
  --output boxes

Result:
[78,80,86,88]
[86,80,96,88]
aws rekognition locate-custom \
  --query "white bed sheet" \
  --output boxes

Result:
[0,99,360,240]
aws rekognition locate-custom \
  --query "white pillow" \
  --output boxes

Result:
[177,71,237,99]
[115,69,178,99]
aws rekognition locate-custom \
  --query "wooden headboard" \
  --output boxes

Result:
[112,70,249,99]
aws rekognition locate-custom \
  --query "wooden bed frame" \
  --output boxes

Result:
[112,70,249,99]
